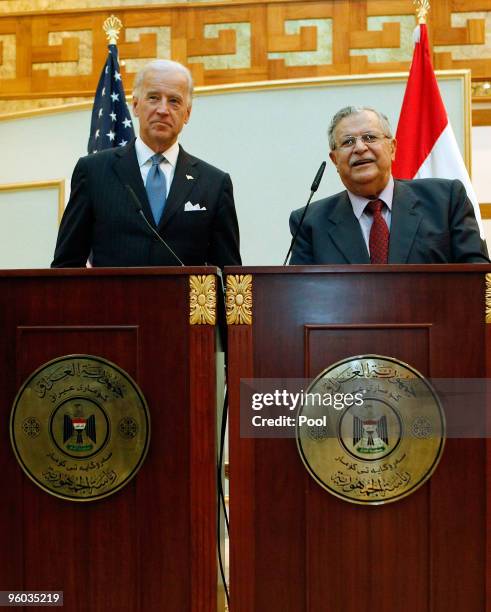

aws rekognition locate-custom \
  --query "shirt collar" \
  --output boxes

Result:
[135,136,180,168]
[348,175,395,220]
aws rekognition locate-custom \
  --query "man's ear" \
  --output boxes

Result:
[184,104,192,125]
[132,96,139,117]
[390,137,397,161]
[329,150,339,172]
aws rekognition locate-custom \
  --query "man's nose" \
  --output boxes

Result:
[352,136,368,152]
[156,99,169,113]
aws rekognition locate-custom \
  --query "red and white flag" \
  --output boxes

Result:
[393,23,484,234]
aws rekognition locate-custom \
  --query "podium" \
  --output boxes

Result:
[226,265,490,612]
[0,267,219,611]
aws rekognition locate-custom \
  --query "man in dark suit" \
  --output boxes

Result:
[52,59,241,268]
[289,106,488,264]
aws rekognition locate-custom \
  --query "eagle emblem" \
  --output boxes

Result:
[63,404,96,452]
[353,415,388,454]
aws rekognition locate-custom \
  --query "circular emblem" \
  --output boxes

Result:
[296,355,445,505]
[10,355,151,502]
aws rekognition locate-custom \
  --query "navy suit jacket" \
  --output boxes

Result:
[289,178,488,264]
[52,140,241,267]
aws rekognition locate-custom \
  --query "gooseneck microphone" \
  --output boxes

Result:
[283,161,326,265]
[125,184,185,266]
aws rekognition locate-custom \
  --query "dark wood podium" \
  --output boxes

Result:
[0,267,219,612]
[226,265,491,612]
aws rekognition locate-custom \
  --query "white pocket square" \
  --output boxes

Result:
[184,201,207,211]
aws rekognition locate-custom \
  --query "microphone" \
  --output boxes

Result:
[310,160,326,191]
[125,184,185,267]
[283,161,326,265]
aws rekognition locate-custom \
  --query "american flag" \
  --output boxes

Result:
[87,44,135,154]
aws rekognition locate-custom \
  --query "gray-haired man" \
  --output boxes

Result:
[53,59,241,268]
[289,105,487,264]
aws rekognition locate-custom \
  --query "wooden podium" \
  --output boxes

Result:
[226,265,491,612]
[0,267,219,612]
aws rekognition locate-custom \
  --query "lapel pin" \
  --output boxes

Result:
[186,174,194,180]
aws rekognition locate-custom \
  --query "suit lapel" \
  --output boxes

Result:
[388,180,423,263]
[111,140,155,225]
[327,192,370,263]
[159,146,199,231]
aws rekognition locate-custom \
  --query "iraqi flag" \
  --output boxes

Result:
[392,23,484,235]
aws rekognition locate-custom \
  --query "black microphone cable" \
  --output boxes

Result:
[283,161,326,265]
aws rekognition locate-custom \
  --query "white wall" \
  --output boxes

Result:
[0,73,473,267]
[472,125,491,247]
[0,185,61,268]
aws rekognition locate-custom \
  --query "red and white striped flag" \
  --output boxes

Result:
[393,23,484,234]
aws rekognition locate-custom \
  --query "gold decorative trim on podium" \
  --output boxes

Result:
[486,274,491,323]
[226,274,252,325]
[189,275,216,325]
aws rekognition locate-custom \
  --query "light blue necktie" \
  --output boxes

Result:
[145,153,167,224]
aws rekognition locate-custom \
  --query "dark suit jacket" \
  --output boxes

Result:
[289,178,488,264]
[52,140,241,267]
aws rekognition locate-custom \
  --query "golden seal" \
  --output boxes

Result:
[10,355,150,502]
[296,355,445,505]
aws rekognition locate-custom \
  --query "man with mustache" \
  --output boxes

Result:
[289,106,488,264]
[52,59,241,268]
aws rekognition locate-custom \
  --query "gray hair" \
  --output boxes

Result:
[132,59,194,104]
[328,106,393,150]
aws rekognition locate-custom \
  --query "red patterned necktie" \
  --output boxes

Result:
[366,199,389,264]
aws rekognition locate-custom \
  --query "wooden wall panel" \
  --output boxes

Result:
[2,0,491,102]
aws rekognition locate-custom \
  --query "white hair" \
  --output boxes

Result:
[328,106,393,150]
[132,59,194,104]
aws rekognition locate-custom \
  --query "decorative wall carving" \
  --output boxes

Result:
[32,30,92,77]
[0,0,198,12]
[2,1,491,105]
